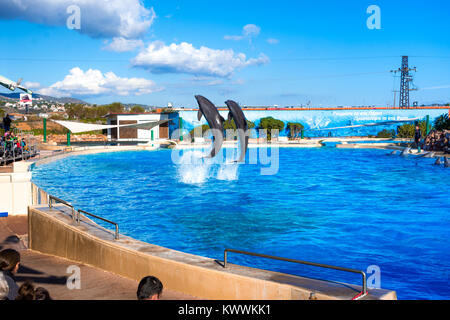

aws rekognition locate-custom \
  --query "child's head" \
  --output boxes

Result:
[0,249,20,274]
[15,281,35,300]
[34,287,52,300]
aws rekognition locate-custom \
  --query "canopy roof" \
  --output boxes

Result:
[52,119,169,134]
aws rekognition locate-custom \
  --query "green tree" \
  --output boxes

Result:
[223,119,255,130]
[434,114,450,131]
[223,119,255,140]
[286,122,304,139]
[377,129,396,138]
[130,106,146,113]
[66,104,86,119]
[105,102,125,114]
[258,117,285,140]
[189,124,211,138]
[397,120,427,138]
[66,102,125,120]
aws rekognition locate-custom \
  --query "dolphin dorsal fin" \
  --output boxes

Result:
[197,109,202,121]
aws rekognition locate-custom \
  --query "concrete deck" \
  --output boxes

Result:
[0,215,199,300]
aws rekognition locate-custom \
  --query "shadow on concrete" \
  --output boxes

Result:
[214,259,225,268]
[16,264,68,286]
[15,275,68,286]
[18,264,44,275]
[2,235,21,244]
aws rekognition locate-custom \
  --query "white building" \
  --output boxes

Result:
[105,112,178,142]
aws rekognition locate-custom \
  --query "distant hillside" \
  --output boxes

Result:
[0,92,87,104]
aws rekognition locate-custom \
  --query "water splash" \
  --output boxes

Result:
[177,151,212,185]
[176,149,240,184]
[216,163,239,181]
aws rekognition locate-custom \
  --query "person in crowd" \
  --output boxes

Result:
[137,276,163,300]
[0,271,9,300]
[2,114,12,133]
[0,134,5,150]
[0,249,21,300]
[414,125,422,149]
[21,138,28,151]
[34,286,52,300]
[15,281,35,300]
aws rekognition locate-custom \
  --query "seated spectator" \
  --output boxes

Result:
[137,276,163,300]
[34,286,52,300]
[0,249,21,300]
[21,138,28,151]
[15,281,35,300]
[0,272,9,300]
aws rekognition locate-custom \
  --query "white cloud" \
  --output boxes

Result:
[103,37,144,52]
[224,35,244,41]
[132,41,270,77]
[224,24,261,41]
[190,76,225,86]
[24,82,41,89]
[243,24,261,37]
[267,38,280,45]
[232,79,246,85]
[0,0,156,39]
[39,67,163,97]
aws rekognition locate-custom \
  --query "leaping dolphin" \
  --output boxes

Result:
[195,95,225,158]
[435,157,442,165]
[445,157,450,168]
[225,100,249,163]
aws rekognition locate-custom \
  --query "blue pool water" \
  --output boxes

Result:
[32,148,450,300]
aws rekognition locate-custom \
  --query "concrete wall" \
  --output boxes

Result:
[0,162,32,216]
[28,206,302,299]
[28,206,397,300]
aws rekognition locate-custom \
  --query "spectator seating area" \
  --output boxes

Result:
[424,130,450,153]
[1,130,39,166]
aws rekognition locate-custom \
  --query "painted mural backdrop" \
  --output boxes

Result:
[178,108,449,137]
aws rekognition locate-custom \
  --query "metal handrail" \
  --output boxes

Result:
[223,248,367,297]
[77,209,119,240]
[48,195,76,222]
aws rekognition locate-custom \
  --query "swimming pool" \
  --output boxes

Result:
[32,147,450,300]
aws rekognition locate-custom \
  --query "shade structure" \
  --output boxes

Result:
[52,119,170,134]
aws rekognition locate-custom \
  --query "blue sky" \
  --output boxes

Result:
[0,0,449,107]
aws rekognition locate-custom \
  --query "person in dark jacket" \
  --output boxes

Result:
[2,114,12,133]
[414,125,422,149]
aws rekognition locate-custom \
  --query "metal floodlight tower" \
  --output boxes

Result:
[397,56,417,109]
